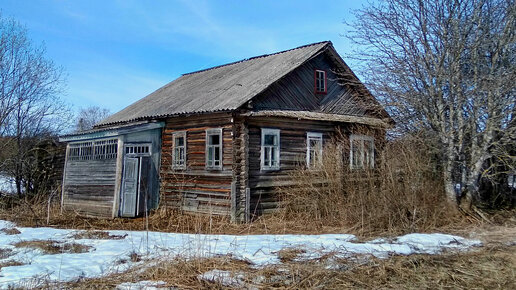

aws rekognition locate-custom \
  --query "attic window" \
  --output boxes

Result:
[314,70,327,93]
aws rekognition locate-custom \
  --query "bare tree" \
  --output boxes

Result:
[0,15,68,196]
[75,106,111,132]
[348,0,516,208]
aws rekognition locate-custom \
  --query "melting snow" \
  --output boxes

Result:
[0,220,482,288]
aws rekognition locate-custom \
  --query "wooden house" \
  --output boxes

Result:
[59,41,392,221]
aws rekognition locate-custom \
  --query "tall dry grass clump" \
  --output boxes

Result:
[278,135,463,236]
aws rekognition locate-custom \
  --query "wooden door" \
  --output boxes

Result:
[136,156,151,216]
[121,157,139,217]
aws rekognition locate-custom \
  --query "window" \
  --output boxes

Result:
[69,139,118,161]
[172,131,186,169]
[125,144,151,156]
[508,174,516,189]
[350,135,374,169]
[206,128,222,169]
[261,128,280,170]
[306,132,323,168]
[314,69,327,93]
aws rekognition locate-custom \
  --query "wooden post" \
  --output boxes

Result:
[112,136,125,219]
[230,181,237,223]
[245,187,250,223]
[60,143,70,214]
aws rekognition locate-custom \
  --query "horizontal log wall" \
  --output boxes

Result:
[246,116,337,216]
[62,159,117,217]
[160,113,234,215]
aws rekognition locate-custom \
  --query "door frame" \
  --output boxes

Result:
[120,143,152,217]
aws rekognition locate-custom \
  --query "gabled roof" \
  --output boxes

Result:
[97,41,331,127]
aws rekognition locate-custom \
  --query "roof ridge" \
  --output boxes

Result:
[181,41,331,76]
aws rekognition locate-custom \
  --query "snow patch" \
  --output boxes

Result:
[0,220,482,288]
[198,269,245,287]
[116,280,166,290]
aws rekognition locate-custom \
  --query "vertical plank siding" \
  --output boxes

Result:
[252,52,371,118]
[160,113,234,215]
[62,159,117,217]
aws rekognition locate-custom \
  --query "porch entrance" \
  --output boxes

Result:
[120,144,152,217]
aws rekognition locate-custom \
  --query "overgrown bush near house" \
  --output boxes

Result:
[278,135,464,236]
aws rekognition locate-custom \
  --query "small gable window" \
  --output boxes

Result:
[172,131,186,169]
[314,69,327,93]
[350,135,375,170]
[306,132,323,168]
[261,128,280,170]
[206,128,223,170]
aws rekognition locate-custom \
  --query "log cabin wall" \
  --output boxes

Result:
[246,116,337,216]
[160,112,235,215]
[245,116,386,217]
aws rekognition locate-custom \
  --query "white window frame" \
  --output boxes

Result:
[261,128,280,171]
[349,134,375,170]
[306,132,323,168]
[206,128,223,170]
[172,131,186,169]
[315,69,326,93]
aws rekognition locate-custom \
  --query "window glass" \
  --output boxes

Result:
[261,129,280,170]
[315,70,326,93]
[172,132,186,169]
[209,134,220,145]
[206,129,222,169]
[307,132,323,168]
[175,136,184,147]
[350,135,374,169]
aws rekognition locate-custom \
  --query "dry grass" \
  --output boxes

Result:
[54,243,516,289]
[71,230,126,240]
[0,248,14,259]
[0,136,511,242]
[0,227,20,235]
[61,256,253,289]
[0,260,24,270]
[276,247,306,263]
[277,136,471,237]
[13,240,92,254]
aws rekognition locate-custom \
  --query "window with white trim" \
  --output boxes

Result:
[315,69,326,93]
[306,132,323,168]
[350,135,375,169]
[261,128,280,170]
[172,131,186,169]
[206,128,222,169]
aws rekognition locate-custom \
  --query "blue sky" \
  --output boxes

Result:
[1,0,366,113]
